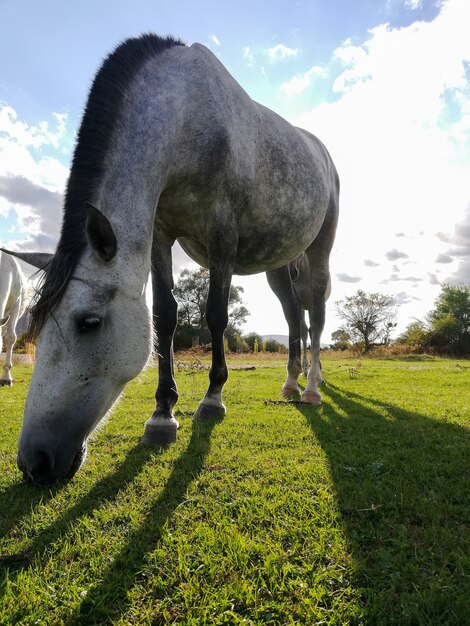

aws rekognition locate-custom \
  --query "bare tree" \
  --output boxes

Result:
[336,290,398,352]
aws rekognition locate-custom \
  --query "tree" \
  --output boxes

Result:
[243,332,264,351]
[173,268,249,350]
[427,284,470,355]
[397,320,429,349]
[331,328,352,351]
[397,285,470,355]
[264,338,287,353]
[336,290,398,353]
[173,268,208,331]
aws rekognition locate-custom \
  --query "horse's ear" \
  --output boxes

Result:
[0,249,53,270]
[85,203,117,263]
[0,315,9,327]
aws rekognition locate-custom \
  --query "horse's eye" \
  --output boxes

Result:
[77,316,102,333]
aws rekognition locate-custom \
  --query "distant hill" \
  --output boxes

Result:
[262,334,289,347]
[262,334,329,349]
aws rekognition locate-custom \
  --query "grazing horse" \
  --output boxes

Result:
[7,34,339,482]
[0,251,27,386]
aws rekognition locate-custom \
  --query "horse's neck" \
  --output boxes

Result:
[95,62,188,261]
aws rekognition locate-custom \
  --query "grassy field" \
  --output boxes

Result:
[0,355,469,624]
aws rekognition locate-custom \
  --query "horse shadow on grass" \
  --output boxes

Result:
[296,382,470,624]
[0,417,218,624]
[0,441,155,569]
[0,477,60,549]
[66,416,219,625]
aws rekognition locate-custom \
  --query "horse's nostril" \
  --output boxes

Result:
[33,450,53,473]
[18,443,84,483]
[25,449,56,482]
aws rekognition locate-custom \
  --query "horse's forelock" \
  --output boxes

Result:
[27,249,81,341]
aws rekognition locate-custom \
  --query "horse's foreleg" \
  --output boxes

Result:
[142,234,179,445]
[266,266,302,398]
[194,266,232,420]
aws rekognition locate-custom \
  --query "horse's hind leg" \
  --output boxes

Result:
[302,205,337,405]
[0,303,19,386]
[143,232,179,445]
[0,324,5,386]
[266,266,303,398]
[194,265,232,420]
[301,311,309,377]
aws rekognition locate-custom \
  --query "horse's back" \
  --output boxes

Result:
[160,45,337,273]
[161,43,335,203]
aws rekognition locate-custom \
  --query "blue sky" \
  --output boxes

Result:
[0,1,440,114]
[1,0,469,340]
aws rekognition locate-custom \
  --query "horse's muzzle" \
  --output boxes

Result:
[17,444,87,484]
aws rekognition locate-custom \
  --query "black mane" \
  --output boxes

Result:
[28,34,185,340]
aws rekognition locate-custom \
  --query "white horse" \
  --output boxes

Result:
[0,251,27,386]
[6,34,339,482]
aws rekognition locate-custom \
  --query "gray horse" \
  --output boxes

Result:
[6,34,339,482]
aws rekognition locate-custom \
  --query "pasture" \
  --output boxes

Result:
[0,355,469,624]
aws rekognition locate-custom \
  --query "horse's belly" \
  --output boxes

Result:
[234,228,316,275]
[178,235,312,275]
[233,197,327,274]
[177,238,210,268]
[177,205,323,275]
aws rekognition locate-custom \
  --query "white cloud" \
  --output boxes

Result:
[292,0,470,335]
[0,104,69,192]
[332,37,368,69]
[404,0,423,9]
[438,204,470,282]
[435,253,453,263]
[0,106,68,151]
[244,43,300,68]
[0,197,11,218]
[0,104,71,252]
[280,65,328,97]
[243,46,254,66]
[0,174,62,239]
[266,44,299,61]
[336,272,362,283]
[386,249,409,261]
[211,34,221,46]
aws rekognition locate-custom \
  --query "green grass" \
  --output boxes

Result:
[0,356,469,624]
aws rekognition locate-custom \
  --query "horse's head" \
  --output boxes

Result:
[15,205,152,483]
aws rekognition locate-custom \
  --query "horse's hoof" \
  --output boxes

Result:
[0,379,12,387]
[194,401,226,420]
[142,415,179,446]
[301,390,322,406]
[281,385,300,399]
